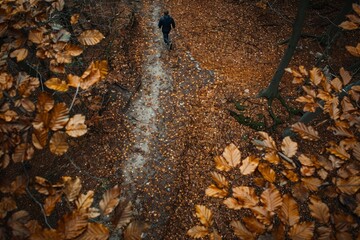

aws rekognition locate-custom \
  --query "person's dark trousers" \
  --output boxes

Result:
[163,31,170,45]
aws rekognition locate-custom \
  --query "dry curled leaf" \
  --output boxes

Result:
[57,211,88,239]
[78,223,109,240]
[7,210,30,238]
[258,163,276,183]
[45,78,68,92]
[252,131,277,151]
[223,197,243,210]
[233,186,259,208]
[336,176,360,195]
[64,176,82,202]
[205,184,228,198]
[114,201,133,229]
[44,193,62,216]
[50,131,69,156]
[242,216,266,235]
[214,155,231,172]
[210,171,229,188]
[76,191,94,212]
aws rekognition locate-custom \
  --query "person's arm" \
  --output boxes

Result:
[158,18,163,28]
[171,18,175,28]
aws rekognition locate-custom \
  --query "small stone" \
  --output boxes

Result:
[244,89,250,94]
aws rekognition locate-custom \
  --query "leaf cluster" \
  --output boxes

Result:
[0,176,148,239]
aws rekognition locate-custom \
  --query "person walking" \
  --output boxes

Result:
[158,10,175,49]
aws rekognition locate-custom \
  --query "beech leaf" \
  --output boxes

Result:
[239,156,259,175]
[281,137,298,158]
[210,171,229,188]
[291,122,319,141]
[230,220,255,240]
[195,205,213,227]
[288,222,314,240]
[309,196,330,224]
[78,30,105,45]
[279,194,299,226]
[187,225,209,238]
[232,186,259,208]
[66,114,88,137]
[124,221,149,240]
[50,132,69,156]
[45,78,68,92]
[205,184,228,198]
[260,185,282,212]
[222,143,241,167]
[99,185,120,216]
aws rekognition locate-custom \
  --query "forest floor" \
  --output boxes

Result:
[3,0,359,239]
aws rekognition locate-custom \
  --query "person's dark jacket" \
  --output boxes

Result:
[158,15,175,33]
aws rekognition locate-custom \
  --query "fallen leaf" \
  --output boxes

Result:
[239,156,259,175]
[195,205,213,227]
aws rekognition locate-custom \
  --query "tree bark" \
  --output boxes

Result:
[259,0,309,99]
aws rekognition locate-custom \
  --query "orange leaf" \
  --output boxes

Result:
[339,20,359,30]
[253,131,277,151]
[264,151,280,164]
[242,216,266,235]
[336,176,360,195]
[205,184,228,198]
[340,67,352,85]
[70,14,80,25]
[76,191,94,212]
[214,155,231,172]
[240,156,259,175]
[195,205,213,227]
[78,30,104,46]
[291,122,319,141]
[49,103,69,131]
[281,136,298,158]
[45,78,68,92]
[309,67,323,85]
[345,45,360,57]
[12,143,34,163]
[301,177,321,191]
[10,48,28,62]
[210,171,229,188]
[28,29,44,44]
[64,177,82,202]
[223,197,243,210]
[222,143,241,167]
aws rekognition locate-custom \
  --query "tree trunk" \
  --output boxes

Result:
[259,0,309,99]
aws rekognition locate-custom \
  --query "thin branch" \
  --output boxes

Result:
[22,163,53,229]
[278,152,297,168]
[69,83,80,111]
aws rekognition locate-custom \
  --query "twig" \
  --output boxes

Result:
[69,83,80,112]
[64,154,108,181]
[278,152,297,168]
[22,163,53,229]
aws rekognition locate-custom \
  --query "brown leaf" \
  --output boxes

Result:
[66,114,87,137]
[340,67,352,85]
[281,136,298,158]
[353,3,360,15]
[49,103,69,131]
[77,223,109,240]
[346,45,360,57]
[210,230,222,240]
[113,201,133,229]
[260,185,282,212]
[331,77,343,92]
[309,67,324,85]
[336,176,360,195]
[124,221,149,240]
[242,216,266,235]
[233,186,259,208]
[291,122,319,141]
[230,220,255,240]
[44,193,62,216]
[223,197,243,210]
[292,183,309,202]
[32,128,48,150]
[195,205,213,227]
[257,163,276,183]
[34,176,55,195]
[10,176,27,195]
[301,177,322,191]
[57,211,88,239]
[76,191,94,212]
[10,48,28,62]
[30,228,62,240]
[240,156,259,175]
[99,185,120,216]
[309,196,330,224]
[93,60,108,80]
[210,171,229,188]
[298,154,314,167]
[205,184,228,198]
[279,194,299,226]
[214,155,231,172]
[64,177,82,202]
[317,226,333,240]
[222,143,241,167]
[253,131,277,151]
[264,151,280,164]
[36,92,54,112]
[0,197,17,219]
[288,222,314,240]
[187,225,209,238]
[16,98,35,112]
[50,132,69,156]
[12,143,34,163]
[339,20,358,30]
[333,213,354,232]
[7,210,30,238]
[45,78,68,92]
[70,14,80,25]
[326,144,350,160]
[251,206,272,225]
[78,30,105,45]
[28,29,44,44]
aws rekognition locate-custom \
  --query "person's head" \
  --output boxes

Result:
[164,10,169,15]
